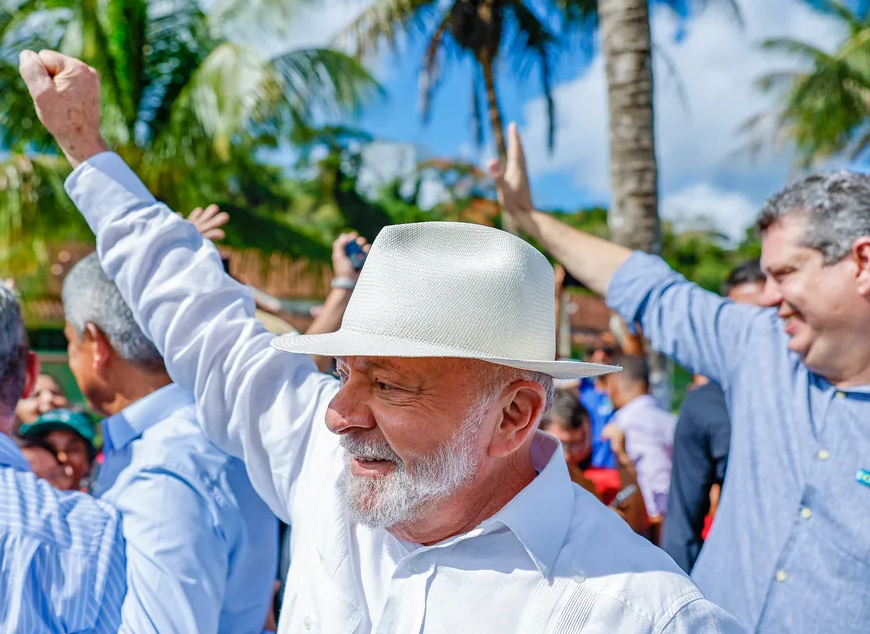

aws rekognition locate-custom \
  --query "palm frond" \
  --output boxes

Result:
[419,14,452,124]
[334,0,440,59]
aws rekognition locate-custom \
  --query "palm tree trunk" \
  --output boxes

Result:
[599,0,669,407]
[599,0,661,253]
[480,51,517,235]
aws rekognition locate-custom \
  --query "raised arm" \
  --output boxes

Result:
[19,50,337,522]
[490,123,767,384]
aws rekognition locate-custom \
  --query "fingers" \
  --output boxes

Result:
[36,49,72,77]
[201,228,226,241]
[188,207,204,223]
[19,50,52,98]
[197,211,230,233]
[506,122,527,173]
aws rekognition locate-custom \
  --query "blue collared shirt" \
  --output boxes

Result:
[0,433,126,633]
[609,252,870,633]
[96,383,278,634]
[578,378,617,468]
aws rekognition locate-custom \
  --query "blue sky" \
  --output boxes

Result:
[281,0,854,240]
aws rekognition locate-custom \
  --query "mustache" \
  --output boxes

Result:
[340,433,403,464]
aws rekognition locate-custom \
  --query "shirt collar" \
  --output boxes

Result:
[103,383,194,452]
[482,430,575,577]
[614,393,658,419]
[0,433,32,472]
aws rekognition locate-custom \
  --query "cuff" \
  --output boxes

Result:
[64,152,157,235]
[606,251,675,325]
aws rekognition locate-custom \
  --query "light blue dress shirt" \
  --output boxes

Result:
[609,252,870,633]
[95,383,278,634]
[0,433,126,633]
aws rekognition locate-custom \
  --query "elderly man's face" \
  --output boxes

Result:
[760,215,870,376]
[328,357,500,529]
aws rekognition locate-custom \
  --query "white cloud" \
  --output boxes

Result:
[661,183,757,241]
[521,0,845,239]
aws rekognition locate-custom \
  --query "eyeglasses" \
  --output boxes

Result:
[591,346,617,357]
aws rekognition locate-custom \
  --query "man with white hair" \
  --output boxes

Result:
[0,285,127,632]
[18,49,743,633]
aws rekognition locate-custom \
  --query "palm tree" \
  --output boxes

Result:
[0,0,378,285]
[337,0,591,233]
[745,0,870,168]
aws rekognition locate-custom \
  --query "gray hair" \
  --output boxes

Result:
[62,253,164,372]
[481,364,556,416]
[0,287,28,416]
[757,171,870,264]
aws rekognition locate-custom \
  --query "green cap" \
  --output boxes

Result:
[18,408,97,450]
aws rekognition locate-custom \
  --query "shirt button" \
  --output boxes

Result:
[800,507,813,520]
[776,570,788,582]
[817,449,830,461]
[304,616,312,629]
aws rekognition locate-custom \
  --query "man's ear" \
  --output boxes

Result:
[84,323,114,372]
[21,351,40,400]
[852,237,870,296]
[488,381,546,459]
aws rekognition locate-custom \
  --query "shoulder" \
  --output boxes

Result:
[0,465,120,556]
[551,488,707,629]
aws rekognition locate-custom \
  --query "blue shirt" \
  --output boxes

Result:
[96,383,278,634]
[609,252,870,633]
[0,433,126,633]
[661,383,731,573]
[579,378,617,468]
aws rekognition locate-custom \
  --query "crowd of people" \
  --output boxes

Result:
[1,47,869,633]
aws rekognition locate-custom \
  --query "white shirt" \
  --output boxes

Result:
[66,152,744,634]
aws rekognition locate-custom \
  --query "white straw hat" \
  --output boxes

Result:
[272,222,618,379]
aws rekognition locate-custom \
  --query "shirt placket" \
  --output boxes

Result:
[375,550,437,634]
[756,387,840,630]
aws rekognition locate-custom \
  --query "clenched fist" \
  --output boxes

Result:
[19,49,108,167]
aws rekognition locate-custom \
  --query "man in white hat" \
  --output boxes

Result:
[19,50,742,633]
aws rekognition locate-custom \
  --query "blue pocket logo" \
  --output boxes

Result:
[856,469,870,489]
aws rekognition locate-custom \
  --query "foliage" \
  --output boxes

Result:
[744,0,870,167]
[0,0,378,292]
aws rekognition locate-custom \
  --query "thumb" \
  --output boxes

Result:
[18,50,52,98]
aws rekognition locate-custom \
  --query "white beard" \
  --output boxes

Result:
[340,399,491,529]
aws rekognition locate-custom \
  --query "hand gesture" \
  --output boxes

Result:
[18,50,108,167]
[186,204,229,241]
[488,123,534,222]
[602,423,627,458]
[332,232,370,281]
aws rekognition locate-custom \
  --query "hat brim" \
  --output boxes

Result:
[271,330,619,380]
[18,421,95,446]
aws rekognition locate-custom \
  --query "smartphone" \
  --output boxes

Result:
[345,240,367,271]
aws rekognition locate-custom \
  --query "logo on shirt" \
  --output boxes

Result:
[856,469,870,489]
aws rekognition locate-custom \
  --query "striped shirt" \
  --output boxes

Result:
[0,433,127,633]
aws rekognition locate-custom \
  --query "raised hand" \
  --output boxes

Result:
[187,204,230,241]
[488,123,535,222]
[18,49,108,167]
[331,232,370,282]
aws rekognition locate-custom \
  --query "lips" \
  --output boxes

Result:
[350,456,396,477]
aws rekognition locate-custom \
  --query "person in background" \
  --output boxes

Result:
[17,407,97,491]
[579,334,618,469]
[540,390,649,533]
[0,285,126,632]
[61,252,279,634]
[492,121,870,632]
[602,354,676,529]
[14,372,68,430]
[662,259,767,573]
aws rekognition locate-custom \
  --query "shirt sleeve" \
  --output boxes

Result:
[660,597,746,633]
[607,252,763,387]
[65,153,339,523]
[114,469,229,634]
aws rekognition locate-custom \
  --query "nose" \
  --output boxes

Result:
[325,382,377,436]
[759,277,783,308]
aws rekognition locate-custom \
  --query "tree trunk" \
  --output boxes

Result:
[599,0,661,253]
[480,51,517,235]
[599,0,669,406]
